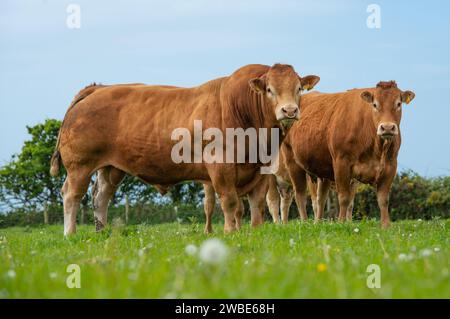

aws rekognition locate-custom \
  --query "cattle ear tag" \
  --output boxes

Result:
[405,96,411,104]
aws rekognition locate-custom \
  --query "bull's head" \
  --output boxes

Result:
[249,63,320,131]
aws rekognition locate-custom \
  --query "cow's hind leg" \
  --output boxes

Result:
[266,175,280,223]
[315,178,331,222]
[203,184,216,234]
[62,168,92,236]
[93,166,125,231]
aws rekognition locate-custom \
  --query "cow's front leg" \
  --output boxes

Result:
[376,164,396,229]
[333,159,352,223]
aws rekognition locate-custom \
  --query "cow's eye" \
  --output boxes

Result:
[267,88,272,94]
[397,102,401,107]
[373,103,377,108]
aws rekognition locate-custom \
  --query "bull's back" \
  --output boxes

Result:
[59,83,220,182]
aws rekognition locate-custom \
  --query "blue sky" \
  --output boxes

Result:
[1,0,449,176]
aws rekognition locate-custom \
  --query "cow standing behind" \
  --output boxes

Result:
[50,64,320,235]
[268,82,414,228]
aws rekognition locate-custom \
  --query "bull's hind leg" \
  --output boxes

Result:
[92,166,125,231]
[62,168,92,236]
[203,184,216,234]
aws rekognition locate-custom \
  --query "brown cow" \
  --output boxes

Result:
[50,64,320,235]
[274,81,414,228]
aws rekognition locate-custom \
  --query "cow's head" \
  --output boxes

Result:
[360,81,415,140]
[249,63,320,131]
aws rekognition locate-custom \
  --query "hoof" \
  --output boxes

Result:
[94,217,105,232]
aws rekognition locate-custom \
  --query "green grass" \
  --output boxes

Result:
[0,219,449,298]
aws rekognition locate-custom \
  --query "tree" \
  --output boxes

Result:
[0,119,64,211]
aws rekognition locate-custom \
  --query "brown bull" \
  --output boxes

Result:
[270,81,415,228]
[50,64,320,235]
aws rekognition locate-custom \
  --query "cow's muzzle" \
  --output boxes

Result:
[377,122,398,139]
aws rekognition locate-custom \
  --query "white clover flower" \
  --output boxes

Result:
[434,247,441,252]
[398,253,414,262]
[185,244,198,256]
[418,219,423,222]
[244,260,249,265]
[199,238,229,265]
[49,272,57,279]
[420,249,432,258]
[398,253,407,261]
[353,228,360,233]
[6,270,16,279]
[289,238,295,247]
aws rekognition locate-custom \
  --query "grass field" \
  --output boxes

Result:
[0,219,448,298]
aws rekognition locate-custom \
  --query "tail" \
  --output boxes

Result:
[49,82,107,177]
[50,150,61,176]
[50,122,63,176]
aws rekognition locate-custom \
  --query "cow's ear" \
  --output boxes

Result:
[249,76,266,94]
[360,91,374,103]
[300,75,320,91]
[401,90,415,105]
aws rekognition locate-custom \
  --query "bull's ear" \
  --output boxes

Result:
[300,75,320,91]
[360,91,374,103]
[401,90,415,104]
[249,76,266,94]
